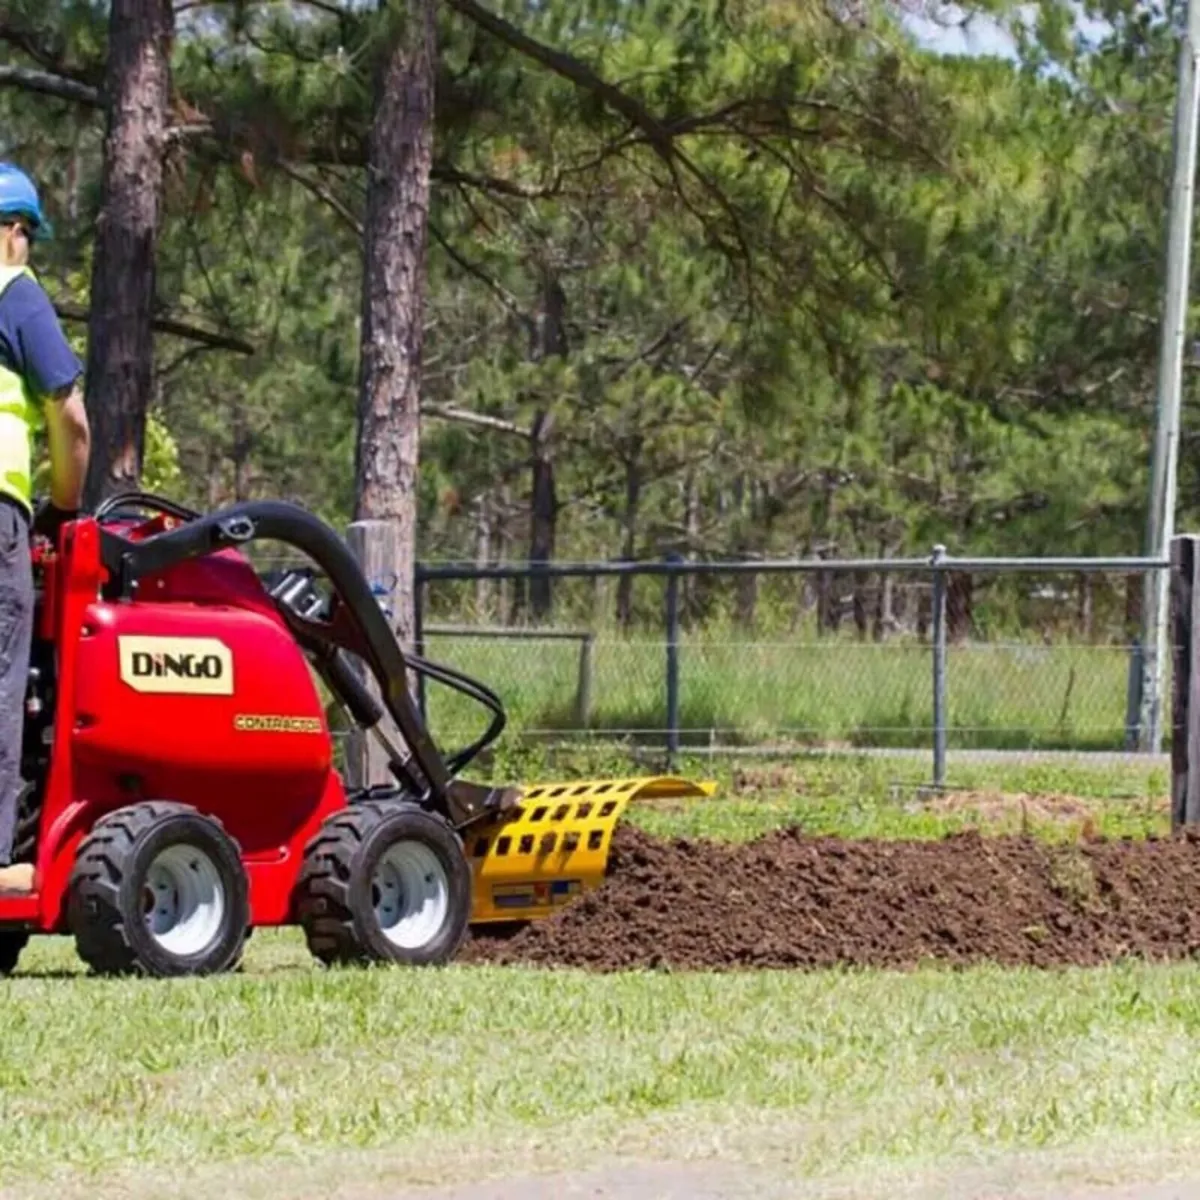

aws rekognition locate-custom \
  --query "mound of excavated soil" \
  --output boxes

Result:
[459,825,1200,971]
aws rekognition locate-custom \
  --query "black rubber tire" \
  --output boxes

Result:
[295,801,472,967]
[0,931,28,976]
[66,801,249,977]
[11,781,40,865]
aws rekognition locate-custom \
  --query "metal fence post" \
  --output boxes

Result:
[1170,535,1200,827]
[1140,0,1200,755]
[665,554,681,769]
[1124,635,1143,750]
[931,544,948,789]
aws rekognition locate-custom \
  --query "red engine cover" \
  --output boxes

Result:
[71,596,334,858]
[0,518,353,934]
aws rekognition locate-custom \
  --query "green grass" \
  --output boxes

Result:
[479,742,1173,844]
[6,937,1200,1196]
[0,748,1183,1197]
[418,629,1148,753]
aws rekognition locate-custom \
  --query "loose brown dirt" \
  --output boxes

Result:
[460,825,1200,971]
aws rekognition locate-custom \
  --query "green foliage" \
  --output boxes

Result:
[0,0,1187,634]
[142,411,182,494]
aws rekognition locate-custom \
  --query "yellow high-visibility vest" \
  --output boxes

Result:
[0,264,45,513]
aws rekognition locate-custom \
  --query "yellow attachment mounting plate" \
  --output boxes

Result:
[465,775,716,924]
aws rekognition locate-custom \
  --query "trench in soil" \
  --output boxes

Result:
[459,825,1200,971]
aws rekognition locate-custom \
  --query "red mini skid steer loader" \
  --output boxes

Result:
[0,493,710,977]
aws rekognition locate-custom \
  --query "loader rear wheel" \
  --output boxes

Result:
[0,931,28,976]
[11,781,41,865]
[296,801,471,967]
[67,802,249,977]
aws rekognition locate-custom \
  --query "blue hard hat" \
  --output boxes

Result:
[0,163,51,240]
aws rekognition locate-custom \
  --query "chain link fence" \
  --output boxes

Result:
[411,551,1172,784]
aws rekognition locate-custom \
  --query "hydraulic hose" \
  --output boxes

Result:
[404,652,507,773]
[93,491,203,524]
[320,646,505,773]
[98,497,509,806]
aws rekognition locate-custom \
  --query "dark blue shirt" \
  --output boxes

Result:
[0,275,83,398]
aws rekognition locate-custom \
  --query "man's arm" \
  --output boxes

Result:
[43,378,89,511]
[1,276,90,511]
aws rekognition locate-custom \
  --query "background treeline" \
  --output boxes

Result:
[0,1,1189,639]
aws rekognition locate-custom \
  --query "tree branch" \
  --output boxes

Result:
[277,160,362,235]
[443,0,759,296]
[431,164,562,199]
[174,0,351,14]
[0,21,92,76]
[54,300,255,355]
[157,341,220,379]
[421,402,525,438]
[445,0,675,162]
[605,319,689,378]
[428,222,533,333]
[0,48,607,210]
[0,64,101,107]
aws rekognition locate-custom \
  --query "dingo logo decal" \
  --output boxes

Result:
[118,636,234,695]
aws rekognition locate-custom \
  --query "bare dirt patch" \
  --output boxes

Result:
[461,824,1200,971]
[925,788,1102,830]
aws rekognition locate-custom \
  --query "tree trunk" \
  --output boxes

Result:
[205,449,220,510]
[615,452,642,630]
[1076,572,1094,642]
[852,583,869,639]
[682,469,699,621]
[498,482,514,623]
[1125,572,1143,640]
[528,410,557,621]
[527,273,566,621]
[232,402,252,500]
[82,0,173,507]
[873,542,896,642]
[817,570,839,633]
[947,573,974,642]
[473,493,491,618]
[735,570,758,629]
[66,131,83,227]
[353,0,436,651]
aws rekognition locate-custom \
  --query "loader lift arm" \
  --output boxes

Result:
[92,496,519,829]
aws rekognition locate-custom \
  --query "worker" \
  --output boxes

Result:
[0,163,90,894]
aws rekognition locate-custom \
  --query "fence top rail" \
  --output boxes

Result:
[416,551,1170,582]
[422,623,592,641]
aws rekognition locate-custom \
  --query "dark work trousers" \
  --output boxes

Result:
[0,498,31,867]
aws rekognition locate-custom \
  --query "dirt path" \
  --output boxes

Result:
[379,1157,1200,1200]
[12,1143,1200,1200]
[387,1162,772,1199]
[382,1165,1200,1200]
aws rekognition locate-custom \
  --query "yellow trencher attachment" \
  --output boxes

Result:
[465,775,716,924]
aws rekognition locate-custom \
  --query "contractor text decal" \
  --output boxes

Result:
[233,714,323,733]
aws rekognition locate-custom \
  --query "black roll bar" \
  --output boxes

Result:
[95,498,514,822]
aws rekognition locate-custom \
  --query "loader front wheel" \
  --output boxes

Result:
[67,802,249,977]
[296,802,471,967]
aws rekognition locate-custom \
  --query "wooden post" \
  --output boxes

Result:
[344,519,404,790]
[575,633,594,728]
[1171,534,1200,828]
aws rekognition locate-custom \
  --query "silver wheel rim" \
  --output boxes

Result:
[371,841,450,950]
[142,844,226,956]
